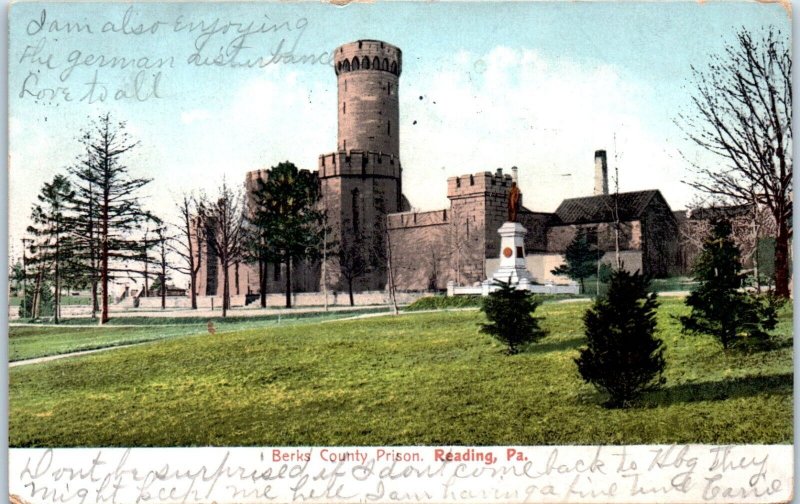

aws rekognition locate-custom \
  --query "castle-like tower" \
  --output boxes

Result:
[320,40,406,291]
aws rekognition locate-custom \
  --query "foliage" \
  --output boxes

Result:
[406,295,483,311]
[551,230,598,293]
[247,162,325,308]
[26,175,75,322]
[18,282,54,319]
[8,299,793,447]
[576,269,665,407]
[678,27,792,297]
[480,279,546,354]
[68,113,158,322]
[681,220,780,350]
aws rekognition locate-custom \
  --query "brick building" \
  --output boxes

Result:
[194,39,750,301]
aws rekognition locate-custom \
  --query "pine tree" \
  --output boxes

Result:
[551,230,598,294]
[680,219,779,350]
[26,175,74,323]
[575,269,665,407]
[480,279,546,355]
[69,113,157,323]
[247,162,324,308]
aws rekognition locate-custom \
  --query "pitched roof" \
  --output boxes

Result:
[553,190,664,225]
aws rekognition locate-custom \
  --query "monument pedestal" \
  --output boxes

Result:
[490,222,534,285]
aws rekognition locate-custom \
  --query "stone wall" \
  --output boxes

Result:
[546,221,642,253]
[388,209,452,290]
[642,196,680,277]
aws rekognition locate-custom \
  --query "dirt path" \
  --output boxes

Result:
[9,342,151,368]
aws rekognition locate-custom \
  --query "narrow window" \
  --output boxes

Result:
[352,57,360,70]
[383,58,389,70]
[343,59,350,72]
[343,102,346,114]
[362,56,370,69]
[373,57,380,69]
[391,61,397,74]
[344,80,347,92]
[352,188,361,236]
[387,120,391,136]
[387,83,391,95]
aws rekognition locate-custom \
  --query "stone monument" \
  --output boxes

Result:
[489,181,535,287]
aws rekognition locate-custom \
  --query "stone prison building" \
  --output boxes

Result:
[195,39,761,302]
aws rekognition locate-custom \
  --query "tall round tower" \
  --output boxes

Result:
[334,40,402,157]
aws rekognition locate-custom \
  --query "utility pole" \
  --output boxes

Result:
[322,223,328,311]
[21,238,29,319]
[613,134,621,270]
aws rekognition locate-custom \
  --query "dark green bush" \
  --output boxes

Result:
[576,268,665,407]
[405,295,482,311]
[480,280,546,355]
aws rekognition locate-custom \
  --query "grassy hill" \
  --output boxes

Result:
[9,298,792,447]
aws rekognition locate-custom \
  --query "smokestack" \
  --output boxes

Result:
[511,166,518,184]
[594,150,608,196]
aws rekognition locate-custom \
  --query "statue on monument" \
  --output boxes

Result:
[507,182,521,222]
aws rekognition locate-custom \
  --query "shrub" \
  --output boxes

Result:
[680,219,780,350]
[575,269,665,407]
[405,295,482,311]
[479,279,546,355]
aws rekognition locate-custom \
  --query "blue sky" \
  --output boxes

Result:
[8,1,790,255]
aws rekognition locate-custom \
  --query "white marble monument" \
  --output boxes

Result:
[490,222,535,286]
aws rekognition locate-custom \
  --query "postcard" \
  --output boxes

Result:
[6,1,794,503]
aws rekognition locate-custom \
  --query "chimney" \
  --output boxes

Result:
[594,150,608,196]
[511,166,518,184]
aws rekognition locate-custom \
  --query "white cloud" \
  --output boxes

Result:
[399,47,689,213]
[180,109,211,124]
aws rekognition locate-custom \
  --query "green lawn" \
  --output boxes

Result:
[9,308,391,361]
[8,298,792,447]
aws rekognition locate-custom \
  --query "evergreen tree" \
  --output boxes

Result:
[19,280,54,319]
[26,175,74,323]
[68,113,158,323]
[480,279,546,355]
[551,230,598,293]
[247,162,324,308]
[680,219,779,350]
[575,269,665,407]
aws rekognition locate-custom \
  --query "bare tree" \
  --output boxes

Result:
[154,226,171,310]
[384,215,399,315]
[169,193,206,309]
[678,27,792,297]
[205,181,245,317]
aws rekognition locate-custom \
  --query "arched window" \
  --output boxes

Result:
[391,61,397,74]
[373,57,380,70]
[352,188,361,236]
[362,56,370,69]
[352,57,360,70]
[337,61,342,72]
[343,59,350,72]
[383,58,389,70]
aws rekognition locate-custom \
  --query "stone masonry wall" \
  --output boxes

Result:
[546,221,642,253]
[388,210,452,290]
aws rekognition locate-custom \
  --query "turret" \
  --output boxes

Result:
[334,40,402,158]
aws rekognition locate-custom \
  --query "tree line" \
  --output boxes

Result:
[16,115,366,322]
